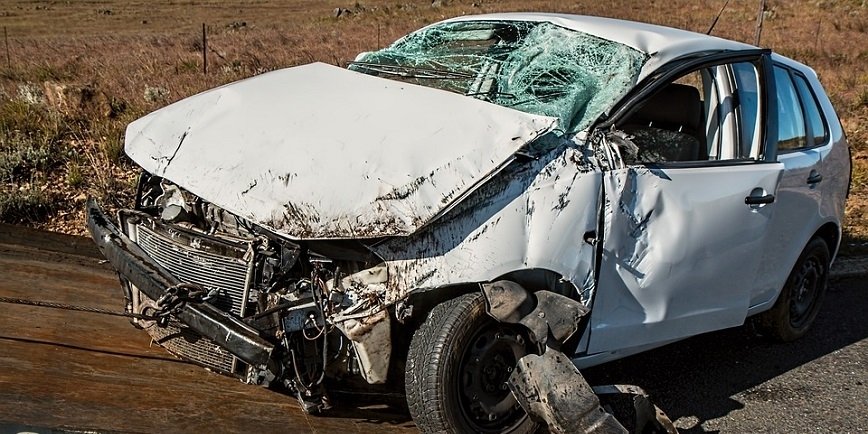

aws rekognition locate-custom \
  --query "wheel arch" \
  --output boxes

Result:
[392,269,588,374]
[754,235,832,341]
[754,222,837,315]
[813,221,841,260]
[399,268,582,331]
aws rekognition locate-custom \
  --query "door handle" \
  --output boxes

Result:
[745,194,775,205]
[807,171,823,185]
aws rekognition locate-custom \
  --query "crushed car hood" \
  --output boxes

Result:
[126,62,557,239]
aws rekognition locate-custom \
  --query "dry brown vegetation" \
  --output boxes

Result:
[1,0,867,251]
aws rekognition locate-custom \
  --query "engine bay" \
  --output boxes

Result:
[125,171,389,412]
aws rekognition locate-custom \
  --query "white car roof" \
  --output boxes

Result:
[440,13,759,80]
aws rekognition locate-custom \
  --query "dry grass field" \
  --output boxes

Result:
[0,0,866,250]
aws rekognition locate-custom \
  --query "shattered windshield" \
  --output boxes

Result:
[350,20,649,135]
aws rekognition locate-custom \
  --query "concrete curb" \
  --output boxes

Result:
[830,256,868,280]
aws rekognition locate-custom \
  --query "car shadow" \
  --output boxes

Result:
[324,391,416,428]
[840,231,868,256]
[582,277,868,433]
[313,278,866,432]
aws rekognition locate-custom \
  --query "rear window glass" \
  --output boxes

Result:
[792,74,828,147]
[773,66,807,151]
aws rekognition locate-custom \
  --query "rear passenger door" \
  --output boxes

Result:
[749,64,836,310]
[586,54,786,354]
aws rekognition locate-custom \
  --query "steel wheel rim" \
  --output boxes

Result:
[457,323,528,432]
[789,255,823,328]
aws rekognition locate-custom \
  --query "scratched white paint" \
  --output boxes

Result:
[126,62,557,239]
[369,143,601,305]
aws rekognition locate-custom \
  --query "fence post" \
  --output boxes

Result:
[4,26,9,68]
[754,0,766,46]
[202,23,207,75]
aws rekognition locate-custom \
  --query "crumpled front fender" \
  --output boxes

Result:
[481,280,589,349]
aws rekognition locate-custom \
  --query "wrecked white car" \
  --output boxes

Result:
[88,13,850,433]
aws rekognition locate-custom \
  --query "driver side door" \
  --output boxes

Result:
[587,54,785,354]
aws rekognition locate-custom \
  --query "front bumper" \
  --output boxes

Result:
[85,199,275,369]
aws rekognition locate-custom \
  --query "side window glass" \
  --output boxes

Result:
[773,66,807,151]
[732,62,760,159]
[792,74,828,146]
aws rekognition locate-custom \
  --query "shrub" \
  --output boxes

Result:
[0,186,58,224]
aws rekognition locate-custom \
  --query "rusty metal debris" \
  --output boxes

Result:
[592,385,678,434]
[509,350,627,434]
[483,280,676,433]
[509,351,679,433]
[482,281,589,349]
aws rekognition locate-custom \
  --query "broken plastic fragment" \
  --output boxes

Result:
[508,350,627,434]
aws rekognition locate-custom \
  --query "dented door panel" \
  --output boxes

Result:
[587,162,783,353]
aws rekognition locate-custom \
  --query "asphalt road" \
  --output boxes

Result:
[582,276,868,433]
[0,224,865,433]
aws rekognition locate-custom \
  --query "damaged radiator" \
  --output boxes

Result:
[135,224,250,315]
[141,293,236,374]
[124,216,254,375]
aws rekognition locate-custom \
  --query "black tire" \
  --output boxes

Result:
[405,292,538,434]
[755,237,831,341]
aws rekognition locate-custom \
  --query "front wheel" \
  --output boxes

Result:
[405,292,538,434]
[755,237,831,341]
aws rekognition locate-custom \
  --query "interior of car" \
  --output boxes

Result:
[618,62,762,165]
[621,82,707,162]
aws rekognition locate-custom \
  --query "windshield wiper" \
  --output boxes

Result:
[348,61,476,80]
[464,90,517,101]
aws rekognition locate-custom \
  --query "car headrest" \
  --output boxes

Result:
[630,83,703,133]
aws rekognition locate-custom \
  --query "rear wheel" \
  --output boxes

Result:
[405,292,538,433]
[756,237,830,341]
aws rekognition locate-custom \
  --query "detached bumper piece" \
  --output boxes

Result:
[509,350,627,434]
[508,350,678,434]
[86,199,275,371]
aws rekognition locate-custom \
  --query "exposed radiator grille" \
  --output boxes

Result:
[125,219,254,376]
[141,294,235,374]
[135,224,250,315]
